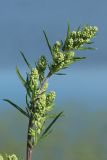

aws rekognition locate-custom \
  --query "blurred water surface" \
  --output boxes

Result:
[0,68,107,160]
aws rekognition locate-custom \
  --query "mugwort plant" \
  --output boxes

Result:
[2,23,98,160]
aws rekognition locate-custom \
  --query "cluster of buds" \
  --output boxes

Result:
[29,91,56,140]
[82,26,98,39]
[6,154,18,160]
[36,56,47,82]
[29,68,39,92]
[64,51,75,66]
[63,26,98,51]
[0,154,18,160]
[46,91,56,110]
[49,41,75,73]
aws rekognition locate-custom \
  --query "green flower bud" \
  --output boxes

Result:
[50,61,65,73]
[64,59,74,66]
[63,37,73,51]
[55,41,61,47]
[29,128,36,137]
[29,68,39,91]
[82,26,98,39]
[64,51,75,59]
[46,91,56,106]
[37,128,41,134]
[31,68,39,78]
[42,82,48,91]
[36,56,47,82]
[53,52,64,63]
[6,154,18,160]
[37,56,47,71]
[53,41,61,52]
[93,26,98,32]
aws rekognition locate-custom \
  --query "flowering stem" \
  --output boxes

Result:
[3,23,98,160]
[26,71,52,160]
[26,113,34,160]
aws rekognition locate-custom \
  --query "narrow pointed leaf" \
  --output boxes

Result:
[26,94,30,108]
[77,25,81,32]
[43,31,53,56]
[61,40,63,47]
[55,73,67,75]
[40,130,53,140]
[26,107,30,116]
[20,51,32,70]
[41,111,63,137]
[25,73,31,98]
[67,21,71,38]
[46,113,64,119]
[73,56,86,60]
[62,66,69,69]
[86,41,94,44]
[4,99,29,118]
[78,47,96,50]
[16,66,26,87]
[73,57,86,62]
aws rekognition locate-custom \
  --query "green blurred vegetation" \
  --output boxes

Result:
[0,103,107,160]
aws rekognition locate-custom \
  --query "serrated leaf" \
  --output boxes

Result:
[16,66,26,87]
[3,99,29,118]
[43,31,53,56]
[20,51,32,70]
[41,111,63,137]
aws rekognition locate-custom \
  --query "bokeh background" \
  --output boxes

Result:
[0,0,107,159]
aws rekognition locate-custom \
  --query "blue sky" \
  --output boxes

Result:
[0,0,107,69]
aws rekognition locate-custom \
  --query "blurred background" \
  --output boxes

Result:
[0,0,107,159]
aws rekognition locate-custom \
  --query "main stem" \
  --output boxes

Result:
[26,71,52,160]
[26,116,34,160]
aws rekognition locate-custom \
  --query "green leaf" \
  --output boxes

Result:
[77,25,81,32]
[46,113,64,119]
[26,93,30,108]
[20,51,32,70]
[26,107,30,116]
[62,66,69,69]
[73,57,86,61]
[16,69,31,97]
[67,21,71,38]
[43,31,53,56]
[16,66,26,87]
[55,73,67,75]
[40,130,53,140]
[25,73,31,98]
[73,56,86,59]
[85,41,94,44]
[78,47,96,50]
[3,99,29,118]
[41,111,63,137]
